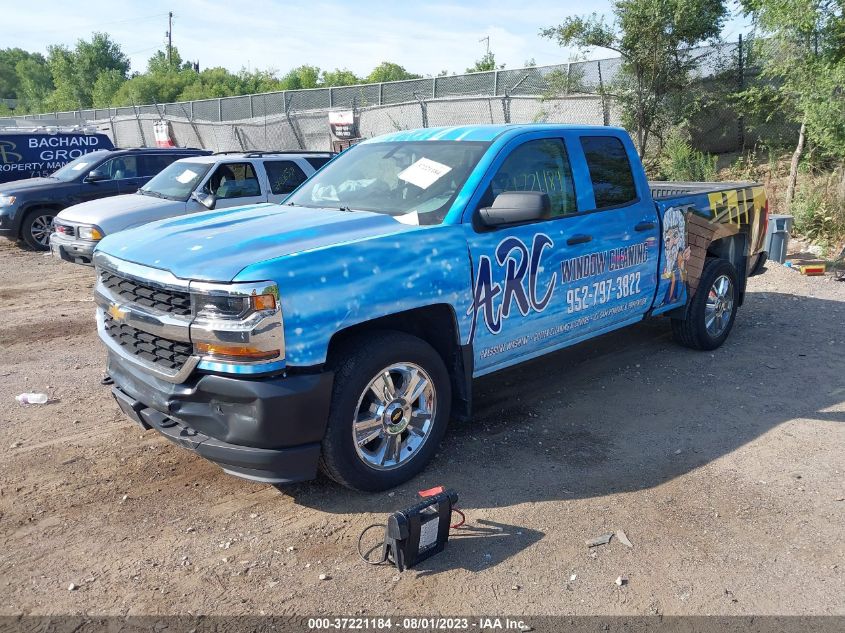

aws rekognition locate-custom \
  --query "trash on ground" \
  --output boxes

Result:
[615,576,627,586]
[67,583,78,591]
[586,533,614,548]
[615,529,633,548]
[16,393,48,405]
[318,573,331,581]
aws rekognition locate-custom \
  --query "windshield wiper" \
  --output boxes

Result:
[138,189,165,199]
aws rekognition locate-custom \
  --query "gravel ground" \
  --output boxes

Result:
[0,239,843,617]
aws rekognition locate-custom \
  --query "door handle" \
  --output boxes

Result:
[635,221,656,232]
[566,234,592,246]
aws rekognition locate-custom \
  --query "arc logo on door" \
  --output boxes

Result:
[468,234,652,343]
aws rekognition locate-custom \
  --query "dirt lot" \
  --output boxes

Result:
[0,238,843,618]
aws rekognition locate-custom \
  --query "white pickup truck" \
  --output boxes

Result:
[50,150,335,265]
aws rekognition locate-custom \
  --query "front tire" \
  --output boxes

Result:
[320,331,451,491]
[672,258,739,350]
[21,209,56,250]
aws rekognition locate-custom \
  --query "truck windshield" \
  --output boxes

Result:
[50,152,108,182]
[285,141,489,225]
[140,161,211,201]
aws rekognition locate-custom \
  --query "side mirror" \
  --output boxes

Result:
[84,169,108,183]
[478,192,551,227]
[191,190,216,210]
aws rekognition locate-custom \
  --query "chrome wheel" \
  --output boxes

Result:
[352,362,436,471]
[29,214,54,247]
[705,274,734,337]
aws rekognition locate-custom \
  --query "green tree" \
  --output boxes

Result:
[542,0,728,157]
[321,68,360,86]
[0,48,46,100]
[740,0,845,204]
[14,56,54,113]
[146,48,190,74]
[366,62,421,83]
[45,33,129,109]
[92,68,126,107]
[280,65,321,90]
[466,51,504,73]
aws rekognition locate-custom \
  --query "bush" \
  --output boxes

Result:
[791,173,845,245]
[658,129,717,182]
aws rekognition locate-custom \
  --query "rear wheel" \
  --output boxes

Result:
[672,258,739,350]
[319,331,451,491]
[21,209,56,250]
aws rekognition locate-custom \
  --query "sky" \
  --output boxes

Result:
[4,0,753,77]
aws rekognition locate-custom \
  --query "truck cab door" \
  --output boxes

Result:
[464,133,658,376]
[203,161,266,210]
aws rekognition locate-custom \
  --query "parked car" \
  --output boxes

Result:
[50,150,335,265]
[0,127,114,184]
[0,147,209,250]
[91,124,768,491]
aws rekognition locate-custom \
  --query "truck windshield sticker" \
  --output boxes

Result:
[395,210,420,225]
[398,158,452,190]
[176,169,198,184]
[468,234,651,343]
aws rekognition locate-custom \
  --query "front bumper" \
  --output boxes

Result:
[108,351,334,484]
[0,211,16,237]
[50,232,96,265]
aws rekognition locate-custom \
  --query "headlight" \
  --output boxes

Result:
[78,225,104,241]
[0,195,16,207]
[190,282,284,365]
[194,292,276,320]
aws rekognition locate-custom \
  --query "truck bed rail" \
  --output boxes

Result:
[649,181,756,201]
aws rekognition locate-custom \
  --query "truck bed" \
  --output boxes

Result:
[649,181,756,201]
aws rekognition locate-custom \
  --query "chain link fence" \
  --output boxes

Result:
[3,39,799,156]
[104,94,615,152]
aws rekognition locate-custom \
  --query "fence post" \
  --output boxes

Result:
[493,70,499,95]
[378,82,383,106]
[329,87,334,108]
[249,94,255,118]
[737,34,746,152]
[217,98,223,122]
[597,60,610,126]
[432,76,437,98]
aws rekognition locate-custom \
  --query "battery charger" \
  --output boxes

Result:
[381,488,458,571]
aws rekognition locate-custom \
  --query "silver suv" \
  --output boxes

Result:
[50,150,334,265]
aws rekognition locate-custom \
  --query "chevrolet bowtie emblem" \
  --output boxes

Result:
[108,303,128,321]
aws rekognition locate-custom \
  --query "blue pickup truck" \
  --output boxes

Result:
[92,124,768,491]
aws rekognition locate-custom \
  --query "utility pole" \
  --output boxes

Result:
[167,11,173,66]
[479,36,490,55]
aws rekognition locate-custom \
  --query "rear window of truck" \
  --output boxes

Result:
[580,136,637,209]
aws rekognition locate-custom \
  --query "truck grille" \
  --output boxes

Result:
[53,221,76,237]
[103,314,192,371]
[100,270,192,316]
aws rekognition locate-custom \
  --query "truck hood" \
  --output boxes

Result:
[96,203,421,282]
[0,177,67,194]
[58,193,182,232]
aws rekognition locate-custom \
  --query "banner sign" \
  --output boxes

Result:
[0,133,114,183]
[328,110,358,140]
